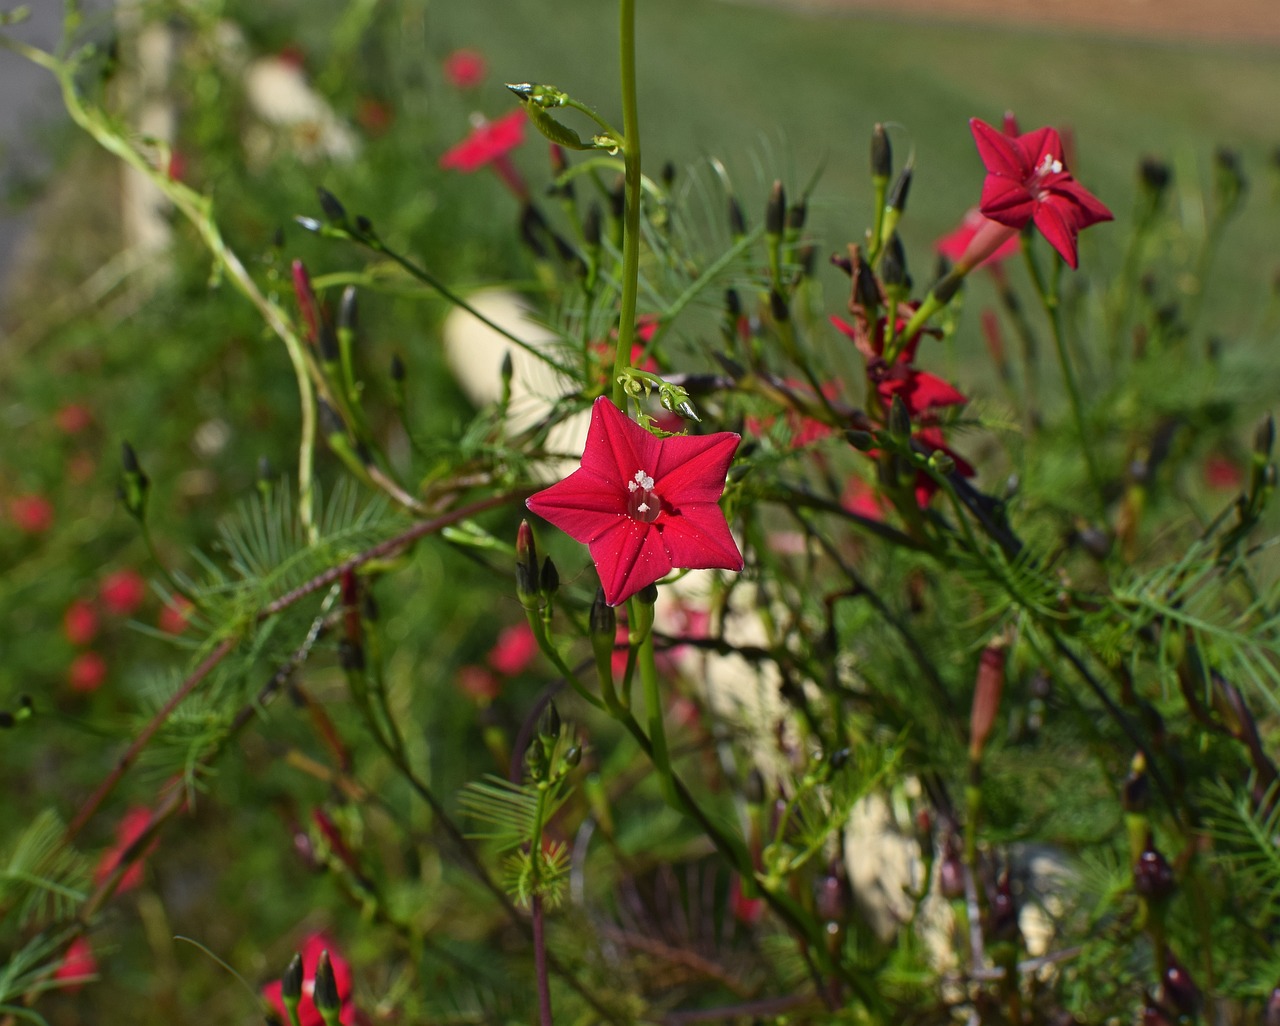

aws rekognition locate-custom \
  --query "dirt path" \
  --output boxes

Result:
[740,0,1280,46]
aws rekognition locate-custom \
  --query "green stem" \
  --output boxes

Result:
[1024,245,1106,516]
[611,0,642,409]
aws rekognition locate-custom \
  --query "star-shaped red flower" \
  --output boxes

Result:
[527,397,743,606]
[970,117,1112,269]
[440,109,526,173]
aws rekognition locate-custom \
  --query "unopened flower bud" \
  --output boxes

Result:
[987,870,1020,945]
[316,186,349,228]
[540,556,559,597]
[765,180,786,237]
[744,767,766,805]
[661,160,676,190]
[938,838,965,900]
[1133,835,1175,902]
[845,429,876,452]
[338,285,358,335]
[1161,951,1201,1019]
[608,175,626,220]
[815,863,851,923]
[539,700,562,741]
[118,441,150,521]
[887,394,911,441]
[969,644,1006,760]
[1255,413,1275,460]
[1138,157,1171,195]
[525,736,547,781]
[728,195,747,238]
[1122,752,1149,813]
[769,288,789,325]
[281,953,304,1005]
[636,581,658,606]
[313,950,342,1017]
[929,450,955,476]
[584,202,602,248]
[880,233,908,289]
[870,123,891,181]
[786,200,807,233]
[516,520,540,604]
[887,164,912,214]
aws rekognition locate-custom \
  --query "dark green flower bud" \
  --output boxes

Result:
[887,394,911,441]
[1255,413,1274,460]
[390,353,405,383]
[539,700,562,740]
[887,164,912,213]
[636,582,658,606]
[765,180,785,237]
[1138,156,1171,195]
[281,953,304,1006]
[786,200,807,233]
[880,233,908,289]
[118,441,150,521]
[845,429,876,452]
[728,195,747,238]
[313,950,342,1018]
[769,288,789,325]
[316,186,349,228]
[1134,835,1175,902]
[929,450,955,476]
[870,123,891,181]
[608,175,626,220]
[584,202,602,248]
[525,736,547,782]
[354,214,374,237]
[338,286,358,335]
[540,556,559,598]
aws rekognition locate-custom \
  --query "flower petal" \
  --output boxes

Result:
[980,175,1035,228]
[526,468,626,543]
[970,118,1029,180]
[659,505,744,571]
[652,431,741,504]
[1031,199,1080,268]
[580,397,660,490]
[590,519,671,606]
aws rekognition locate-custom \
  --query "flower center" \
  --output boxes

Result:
[1031,153,1064,195]
[626,469,662,523]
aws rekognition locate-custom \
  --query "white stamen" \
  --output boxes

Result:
[633,469,655,490]
[637,502,650,513]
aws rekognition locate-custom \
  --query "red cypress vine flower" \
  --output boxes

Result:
[970,117,1112,269]
[527,397,743,606]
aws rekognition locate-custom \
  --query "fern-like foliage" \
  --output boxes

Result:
[1202,778,1280,925]
[0,810,87,928]
[1109,540,1280,711]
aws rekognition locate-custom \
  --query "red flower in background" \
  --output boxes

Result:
[443,48,487,89]
[488,622,539,676]
[69,652,107,693]
[100,569,147,617]
[54,936,97,992]
[10,494,53,534]
[158,596,194,634]
[970,117,1112,269]
[63,599,99,646]
[262,933,355,1026]
[55,404,93,435]
[93,806,154,893]
[831,315,967,418]
[935,207,1021,269]
[527,397,743,606]
[440,109,526,173]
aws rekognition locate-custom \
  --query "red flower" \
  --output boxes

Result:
[54,936,97,992]
[69,652,108,693]
[64,599,99,646]
[10,494,53,533]
[100,569,146,617]
[831,316,967,418]
[443,48,487,89]
[527,397,744,606]
[93,806,153,893]
[440,109,526,173]
[262,933,355,1026]
[457,664,500,703]
[745,380,839,450]
[488,622,538,676]
[935,207,1021,269]
[158,596,193,634]
[55,404,94,435]
[970,117,1112,269]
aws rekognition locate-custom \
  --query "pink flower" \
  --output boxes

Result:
[440,109,526,173]
[935,207,1021,269]
[488,622,538,676]
[54,936,97,992]
[443,48,487,89]
[93,806,153,893]
[262,933,355,1026]
[63,599,99,646]
[69,652,108,693]
[527,397,744,607]
[10,494,53,533]
[100,569,146,617]
[970,117,1112,269]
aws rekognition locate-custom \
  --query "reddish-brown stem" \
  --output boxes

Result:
[532,893,554,1026]
[63,636,237,845]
